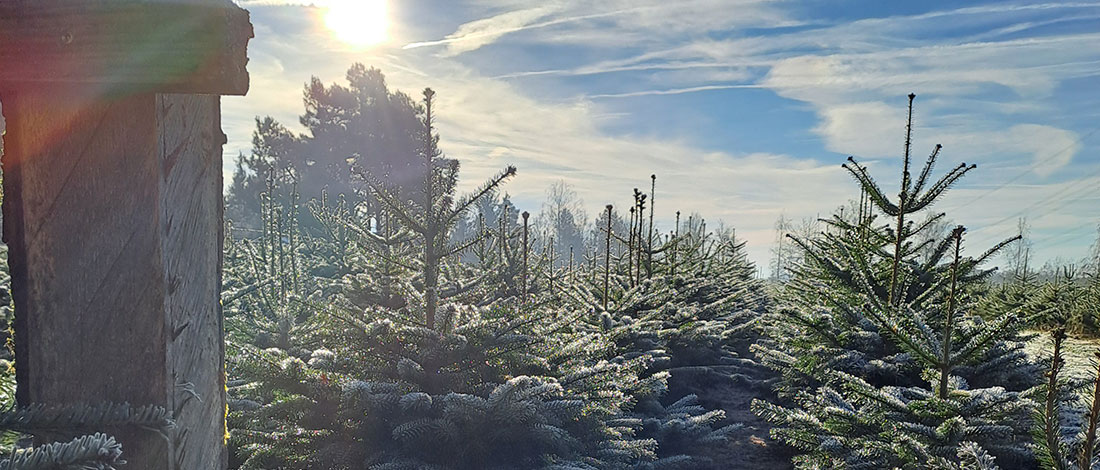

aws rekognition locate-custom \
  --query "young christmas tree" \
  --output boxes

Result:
[355,88,516,329]
[1020,273,1100,470]
[553,180,777,467]
[226,88,705,469]
[752,94,1041,468]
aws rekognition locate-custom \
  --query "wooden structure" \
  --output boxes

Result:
[0,1,252,468]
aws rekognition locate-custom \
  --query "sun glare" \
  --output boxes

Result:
[324,0,388,47]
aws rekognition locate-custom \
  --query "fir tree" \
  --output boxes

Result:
[1023,274,1100,470]
[355,88,516,330]
[753,94,1041,468]
[0,403,173,470]
[223,176,330,353]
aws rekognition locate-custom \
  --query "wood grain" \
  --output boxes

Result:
[159,93,228,470]
[0,0,252,95]
[1,88,229,469]
[3,89,170,468]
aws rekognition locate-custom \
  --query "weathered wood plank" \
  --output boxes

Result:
[2,88,170,468]
[159,93,227,469]
[0,0,253,95]
[0,2,248,467]
[0,89,231,469]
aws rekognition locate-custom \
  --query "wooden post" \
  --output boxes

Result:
[0,1,252,469]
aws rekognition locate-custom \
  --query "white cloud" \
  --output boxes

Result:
[588,84,763,99]
[405,6,558,55]
[226,30,853,265]
[760,35,1100,102]
[812,102,905,158]
[1009,124,1081,177]
[750,31,1099,180]
[807,102,1082,178]
[223,0,1100,268]
[405,0,799,55]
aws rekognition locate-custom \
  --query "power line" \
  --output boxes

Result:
[1032,221,1100,251]
[941,124,1100,213]
[968,163,1100,236]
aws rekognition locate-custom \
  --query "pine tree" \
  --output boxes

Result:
[226,118,304,230]
[226,65,425,231]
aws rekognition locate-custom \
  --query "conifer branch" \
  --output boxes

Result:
[902,93,916,193]
[912,144,943,196]
[0,433,124,470]
[912,163,977,212]
[0,403,173,436]
[1080,352,1100,470]
[448,166,517,225]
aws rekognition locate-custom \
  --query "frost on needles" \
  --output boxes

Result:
[751,94,1042,469]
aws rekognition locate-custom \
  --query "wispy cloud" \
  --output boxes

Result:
[588,84,764,99]
[403,6,559,55]
[222,0,1100,268]
[402,5,670,56]
[404,0,799,55]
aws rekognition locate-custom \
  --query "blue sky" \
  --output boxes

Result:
[226,0,1100,272]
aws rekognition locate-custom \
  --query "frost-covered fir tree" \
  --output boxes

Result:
[354,88,516,330]
[752,94,1041,468]
[222,174,336,353]
[226,89,721,470]
[552,178,778,467]
[987,277,1100,470]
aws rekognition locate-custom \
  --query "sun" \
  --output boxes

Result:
[324,0,389,47]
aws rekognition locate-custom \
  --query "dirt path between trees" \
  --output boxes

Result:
[670,372,795,469]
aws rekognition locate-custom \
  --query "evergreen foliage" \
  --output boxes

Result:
[0,433,123,470]
[225,86,734,469]
[0,402,173,470]
[556,189,777,467]
[1022,278,1100,470]
[752,94,1042,468]
[223,176,332,353]
[220,74,767,468]
[215,78,1100,469]
[352,87,517,329]
[229,301,675,469]
[991,268,1100,338]
[227,64,425,230]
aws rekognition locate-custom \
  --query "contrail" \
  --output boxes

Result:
[403,6,648,51]
[588,84,764,99]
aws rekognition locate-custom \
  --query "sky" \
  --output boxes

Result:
[223,0,1100,273]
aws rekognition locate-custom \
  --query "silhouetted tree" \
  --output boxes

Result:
[227,64,423,230]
